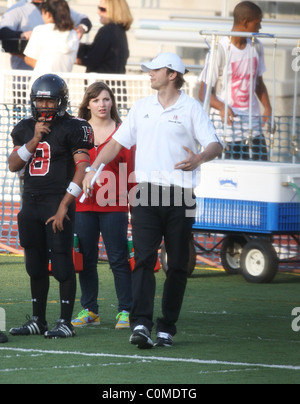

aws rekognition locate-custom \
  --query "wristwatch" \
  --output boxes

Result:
[79,24,89,33]
[85,166,97,173]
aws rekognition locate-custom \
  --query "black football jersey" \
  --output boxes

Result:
[11,115,94,194]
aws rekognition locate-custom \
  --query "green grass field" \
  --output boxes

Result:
[0,254,300,385]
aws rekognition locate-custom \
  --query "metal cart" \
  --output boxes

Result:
[171,160,300,283]
[163,29,300,284]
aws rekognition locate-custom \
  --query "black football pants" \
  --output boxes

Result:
[18,193,76,323]
[130,183,195,336]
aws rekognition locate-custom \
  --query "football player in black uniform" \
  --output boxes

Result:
[8,74,94,339]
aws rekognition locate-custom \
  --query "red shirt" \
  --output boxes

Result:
[76,125,135,213]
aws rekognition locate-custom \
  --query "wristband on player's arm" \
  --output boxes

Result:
[66,182,82,198]
[17,144,33,162]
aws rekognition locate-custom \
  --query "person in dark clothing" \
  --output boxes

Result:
[76,0,133,74]
[0,27,22,39]
[8,74,94,339]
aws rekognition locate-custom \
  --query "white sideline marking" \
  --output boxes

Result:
[1,347,300,371]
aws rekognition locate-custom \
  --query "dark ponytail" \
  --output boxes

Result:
[41,0,74,32]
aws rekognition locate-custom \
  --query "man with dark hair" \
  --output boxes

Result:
[199,1,272,161]
[8,74,94,339]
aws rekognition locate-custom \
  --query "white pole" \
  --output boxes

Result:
[248,36,255,159]
[222,37,231,159]
[291,40,300,163]
[203,34,218,114]
[270,38,277,159]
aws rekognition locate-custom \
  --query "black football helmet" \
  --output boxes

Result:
[30,74,69,121]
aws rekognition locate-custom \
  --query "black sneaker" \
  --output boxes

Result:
[129,325,154,349]
[9,316,48,336]
[0,331,8,343]
[155,332,173,347]
[44,319,75,339]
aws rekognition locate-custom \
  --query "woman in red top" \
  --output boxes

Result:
[72,82,134,329]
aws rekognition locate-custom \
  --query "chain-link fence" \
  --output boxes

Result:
[0,71,299,271]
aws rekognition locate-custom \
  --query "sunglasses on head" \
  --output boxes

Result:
[98,6,107,12]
